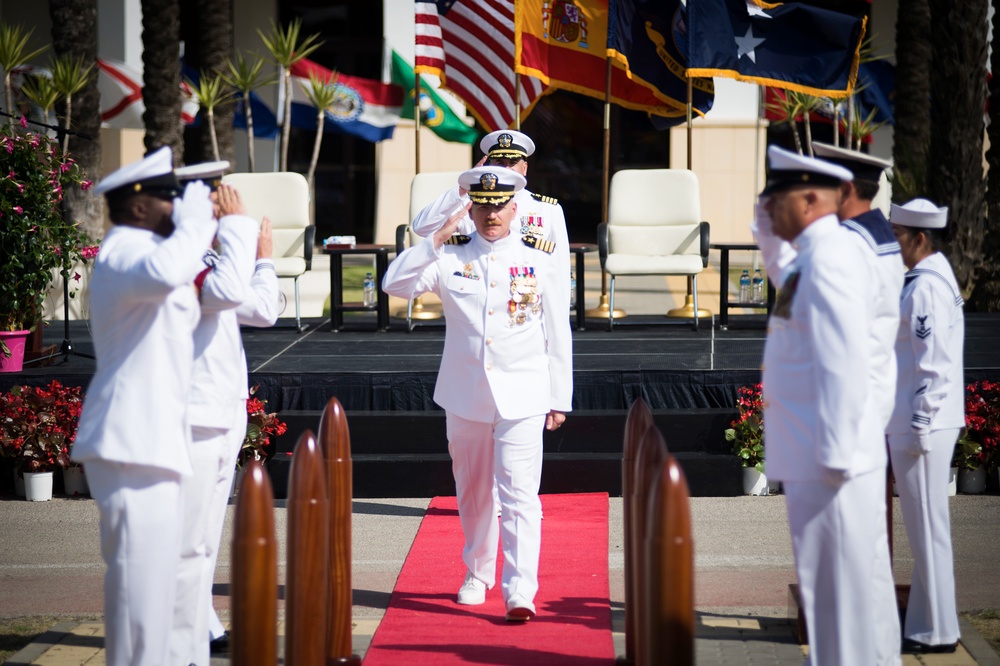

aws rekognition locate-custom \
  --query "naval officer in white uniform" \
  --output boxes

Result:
[383,167,573,622]
[888,199,964,655]
[72,147,217,666]
[756,145,896,666]
[757,143,904,664]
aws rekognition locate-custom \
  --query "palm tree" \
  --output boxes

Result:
[0,22,48,115]
[224,51,276,171]
[140,0,183,160]
[50,53,94,154]
[20,74,60,126]
[188,70,235,160]
[892,0,931,202]
[300,70,338,194]
[192,0,234,164]
[258,19,323,171]
[926,0,988,297]
[48,0,103,240]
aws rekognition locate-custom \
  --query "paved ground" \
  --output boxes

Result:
[2,494,998,665]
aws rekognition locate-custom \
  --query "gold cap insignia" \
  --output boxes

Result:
[480,173,498,190]
[498,133,513,148]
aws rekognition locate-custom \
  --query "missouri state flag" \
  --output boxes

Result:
[515,0,691,117]
[686,0,866,98]
[289,58,404,142]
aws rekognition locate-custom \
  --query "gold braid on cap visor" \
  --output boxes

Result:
[468,192,515,205]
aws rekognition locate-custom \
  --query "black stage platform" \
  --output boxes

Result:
[5,313,1000,497]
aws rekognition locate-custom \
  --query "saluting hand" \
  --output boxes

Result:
[432,200,471,249]
[214,183,248,218]
[257,217,273,260]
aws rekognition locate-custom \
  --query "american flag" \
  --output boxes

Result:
[415,0,546,132]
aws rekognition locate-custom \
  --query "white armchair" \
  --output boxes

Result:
[395,171,464,331]
[598,169,709,331]
[222,172,314,332]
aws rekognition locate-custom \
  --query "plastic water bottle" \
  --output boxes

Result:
[569,270,577,309]
[363,272,375,308]
[739,270,751,303]
[751,269,764,303]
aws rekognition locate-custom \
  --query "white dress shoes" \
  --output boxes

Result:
[505,594,536,622]
[456,571,487,605]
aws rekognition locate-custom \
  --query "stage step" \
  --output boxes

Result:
[265,409,743,498]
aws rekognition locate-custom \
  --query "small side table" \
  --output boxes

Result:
[569,243,597,331]
[324,244,394,332]
[710,242,775,329]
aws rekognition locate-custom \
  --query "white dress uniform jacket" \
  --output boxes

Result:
[73,217,218,474]
[382,231,572,421]
[762,215,883,481]
[887,252,966,437]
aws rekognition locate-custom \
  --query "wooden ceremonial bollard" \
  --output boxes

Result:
[231,460,278,666]
[631,425,668,666]
[645,455,695,666]
[622,397,654,665]
[285,431,329,666]
[318,398,361,665]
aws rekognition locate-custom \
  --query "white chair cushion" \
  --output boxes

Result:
[605,254,704,275]
[222,172,311,230]
[608,224,702,257]
[271,256,307,278]
[608,169,700,226]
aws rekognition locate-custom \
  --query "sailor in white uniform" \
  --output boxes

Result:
[888,199,964,655]
[167,162,280,664]
[383,167,572,622]
[72,147,217,666]
[756,145,896,666]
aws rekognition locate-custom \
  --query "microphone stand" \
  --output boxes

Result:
[4,109,96,365]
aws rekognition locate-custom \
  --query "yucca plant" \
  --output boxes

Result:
[0,22,48,114]
[841,107,886,152]
[224,51,277,171]
[19,73,59,127]
[258,19,323,171]
[763,91,804,154]
[187,70,236,161]
[300,69,339,192]
[787,92,823,157]
[50,54,94,153]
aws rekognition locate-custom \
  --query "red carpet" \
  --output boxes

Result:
[363,493,616,665]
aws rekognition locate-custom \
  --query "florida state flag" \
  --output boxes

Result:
[515,0,690,118]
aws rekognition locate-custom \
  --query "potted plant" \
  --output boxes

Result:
[726,383,772,496]
[235,386,287,495]
[0,118,94,371]
[0,380,81,500]
[957,380,1000,494]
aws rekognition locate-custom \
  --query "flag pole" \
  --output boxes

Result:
[586,57,625,320]
[667,74,710,321]
[414,75,421,174]
[515,74,522,129]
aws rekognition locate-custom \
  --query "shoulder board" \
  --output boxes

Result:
[522,235,555,254]
[530,192,559,205]
[444,234,471,245]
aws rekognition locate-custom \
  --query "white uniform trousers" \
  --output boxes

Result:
[446,410,546,603]
[171,416,236,666]
[86,461,183,666]
[889,429,961,646]
[785,469,901,666]
[203,402,248,641]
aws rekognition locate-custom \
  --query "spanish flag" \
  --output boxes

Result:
[514,0,691,118]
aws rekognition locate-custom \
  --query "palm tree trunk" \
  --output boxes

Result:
[802,114,813,156]
[244,93,256,171]
[306,111,324,191]
[194,0,234,164]
[140,0,183,160]
[61,95,72,154]
[927,0,988,296]
[893,0,932,201]
[48,0,104,239]
[207,108,220,160]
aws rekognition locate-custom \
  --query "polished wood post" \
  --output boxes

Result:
[622,397,654,665]
[318,398,361,665]
[646,455,695,666]
[285,431,329,666]
[632,425,668,666]
[232,460,277,666]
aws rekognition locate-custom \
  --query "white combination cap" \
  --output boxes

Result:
[890,198,948,229]
[93,146,177,197]
[811,143,891,184]
[458,166,526,205]
[761,145,854,196]
[174,160,230,188]
[479,130,535,160]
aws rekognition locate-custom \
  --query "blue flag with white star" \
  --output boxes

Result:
[686,0,866,98]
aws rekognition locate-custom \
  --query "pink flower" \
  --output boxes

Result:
[19,116,27,128]
[73,272,81,282]
[13,205,23,215]
[80,180,93,191]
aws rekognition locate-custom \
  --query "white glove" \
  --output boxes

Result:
[821,466,849,489]
[172,181,214,227]
[909,428,932,456]
[753,198,774,238]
